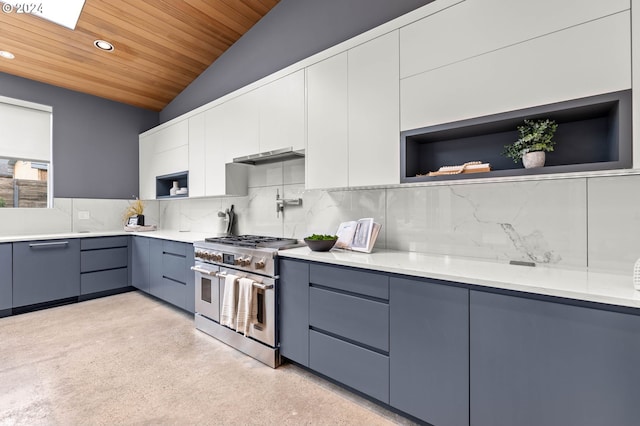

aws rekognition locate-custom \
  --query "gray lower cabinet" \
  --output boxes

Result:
[131,236,151,292]
[470,290,640,426]
[279,258,640,426]
[389,276,469,426]
[279,259,310,366]
[0,243,11,314]
[80,236,129,295]
[13,239,80,307]
[147,238,194,313]
[308,263,390,404]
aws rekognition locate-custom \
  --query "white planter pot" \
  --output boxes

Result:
[522,151,546,169]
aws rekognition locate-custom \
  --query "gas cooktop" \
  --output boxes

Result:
[203,234,300,249]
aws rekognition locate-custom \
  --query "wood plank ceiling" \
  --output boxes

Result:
[0,0,280,111]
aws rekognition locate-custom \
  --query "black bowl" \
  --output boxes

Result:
[304,238,337,252]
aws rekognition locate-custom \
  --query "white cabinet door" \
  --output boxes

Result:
[348,31,400,187]
[203,106,249,197]
[306,52,349,189]
[220,91,260,163]
[138,135,155,200]
[152,119,189,154]
[400,12,631,131]
[140,119,189,186]
[400,0,628,79]
[188,112,206,198]
[259,70,305,152]
[204,106,227,197]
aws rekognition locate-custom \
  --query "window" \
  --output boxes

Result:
[0,96,52,208]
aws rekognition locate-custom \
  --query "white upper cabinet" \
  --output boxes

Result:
[348,31,400,187]
[306,52,349,189]
[307,32,401,190]
[188,112,206,198]
[203,106,249,197]
[400,0,629,79]
[138,135,155,200]
[217,91,260,163]
[401,12,632,131]
[258,70,305,152]
[138,119,189,200]
[152,120,189,177]
[204,106,228,197]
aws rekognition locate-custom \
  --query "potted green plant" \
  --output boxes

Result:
[503,119,558,168]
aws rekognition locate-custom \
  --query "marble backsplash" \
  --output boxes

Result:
[0,197,160,236]
[0,157,637,274]
[154,158,640,274]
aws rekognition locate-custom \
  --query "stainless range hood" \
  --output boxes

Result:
[233,147,304,165]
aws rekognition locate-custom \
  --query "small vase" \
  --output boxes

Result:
[170,180,179,196]
[522,151,545,169]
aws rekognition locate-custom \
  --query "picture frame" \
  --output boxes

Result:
[127,215,144,226]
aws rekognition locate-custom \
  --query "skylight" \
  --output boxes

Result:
[3,0,86,30]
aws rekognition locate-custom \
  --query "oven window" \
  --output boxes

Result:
[201,278,212,303]
[256,291,264,324]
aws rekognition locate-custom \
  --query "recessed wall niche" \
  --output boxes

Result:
[400,90,631,183]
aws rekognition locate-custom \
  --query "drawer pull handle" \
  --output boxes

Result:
[29,241,69,248]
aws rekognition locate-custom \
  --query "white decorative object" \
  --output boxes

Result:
[522,151,546,168]
[170,180,179,196]
[633,258,640,291]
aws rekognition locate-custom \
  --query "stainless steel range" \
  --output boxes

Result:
[192,235,300,368]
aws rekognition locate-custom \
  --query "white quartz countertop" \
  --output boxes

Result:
[0,230,211,244]
[279,247,640,310]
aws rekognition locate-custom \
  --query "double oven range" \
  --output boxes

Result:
[192,235,300,368]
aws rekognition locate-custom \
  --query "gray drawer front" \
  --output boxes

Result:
[162,252,186,283]
[310,287,389,351]
[310,264,388,299]
[163,240,189,257]
[0,243,11,311]
[81,236,129,250]
[81,247,128,272]
[310,330,389,403]
[81,268,128,295]
[13,239,81,307]
[159,277,186,310]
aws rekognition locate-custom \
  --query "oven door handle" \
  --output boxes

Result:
[253,282,274,290]
[190,266,218,276]
[214,270,274,290]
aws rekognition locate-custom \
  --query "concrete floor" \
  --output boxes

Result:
[0,291,414,425]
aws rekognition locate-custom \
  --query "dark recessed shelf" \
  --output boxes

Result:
[400,90,632,183]
[156,171,188,199]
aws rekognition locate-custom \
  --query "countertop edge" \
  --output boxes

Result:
[0,230,209,244]
[279,248,640,311]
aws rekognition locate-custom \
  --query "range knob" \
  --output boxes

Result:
[212,252,223,262]
[254,257,266,269]
[240,256,252,267]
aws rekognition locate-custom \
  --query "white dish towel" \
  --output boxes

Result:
[236,277,258,337]
[220,274,239,328]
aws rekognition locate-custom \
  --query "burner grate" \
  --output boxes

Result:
[204,235,298,248]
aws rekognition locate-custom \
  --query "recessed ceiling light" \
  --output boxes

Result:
[93,40,114,52]
[0,51,15,59]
